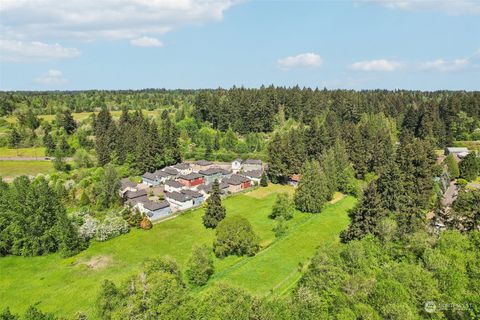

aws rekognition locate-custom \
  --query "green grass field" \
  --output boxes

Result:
[3,110,162,124]
[0,161,54,180]
[0,147,46,158]
[0,184,355,317]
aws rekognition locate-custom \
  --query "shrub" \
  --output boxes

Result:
[213,216,259,258]
[79,215,98,241]
[186,245,215,286]
[140,216,153,230]
[95,216,129,241]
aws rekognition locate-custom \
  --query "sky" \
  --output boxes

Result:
[0,0,479,91]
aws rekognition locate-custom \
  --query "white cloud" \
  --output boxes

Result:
[419,58,469,72]
[0,0,238,44]
[0,39,80,62]
[34,69,68,85]
[350,59,402,71]
[360,0,480,15]
[130,36,164,47]
[278,53,323,69]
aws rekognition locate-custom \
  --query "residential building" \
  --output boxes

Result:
[232,158,242,173]
[191,160,213,172]
[142,170,174,186]
[445,147,470,160]
[224,174,251,193]
[164,180,184,193]
[243,159,263,171]
[119,178,137,196]
[165,191,194,211]
[181,189,205,206]
[199,167,225,184]
[172,163,192,175]
[178,172,204,188]
[242,170,263,184]
[124,189,148,202]
[130,199,171,221]
[162,167,179,176]
[289,174,301,187]
[198,181,229,197]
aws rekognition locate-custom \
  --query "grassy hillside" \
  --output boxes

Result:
[0,184,355,318]
[0,147,46,158]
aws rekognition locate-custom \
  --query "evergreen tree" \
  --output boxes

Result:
[42,133,56,156]
[202,180,226,228]
[376,160,404,213]
[99,164,120,208]
[186,245,215,286]
[268,132,288,183]
[58,109,77,134]
[294,160,329,213]
[94,106,115,166]
[260,172,268,187]
[459,152,479,181]
[320,148,337,200]
[341,182,387,242]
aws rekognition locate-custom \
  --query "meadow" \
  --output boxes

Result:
[0,147,46,158]
[0,184,355,318]
[0,160,54,180]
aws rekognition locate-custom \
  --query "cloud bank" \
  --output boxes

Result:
[350,59,402,71]
[34,69,68,85]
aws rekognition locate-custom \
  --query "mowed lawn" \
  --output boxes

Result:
[0,147,46,158]
[0,161,54,180]
[0,184,355,318]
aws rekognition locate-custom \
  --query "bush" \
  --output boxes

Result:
[79,214,98,241]
[186,245,215,286]
[270,193,294,220]
[140,216,153,230]
[95,216,129,241]
[213,216,259,258]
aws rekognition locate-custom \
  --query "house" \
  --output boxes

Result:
[289,174,301,187]
[130,199,171,221]
[165,191,194,211]
[191,160,213,172]
[172,163,192,175]
[142,170,174,186]
[199,167,225,185]
[198,181,229,196]
[162,167,179,176]
[119,178,137,196]
[224,174,251,193]
[181,189,205,206]
[178,172,204,188]
[243,159,263,171]
[445,147,470,160]
[232,158,242,173]
[164,180,184,193]
[242,170,263,184]
[124,189,148,202]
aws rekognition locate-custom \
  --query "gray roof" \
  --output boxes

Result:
[243,170,263,179]
[166,191,192,202]
[244,159,262,165]
[446,147,469,153]
[199,182,228,193]
[143,200,170,211]
[125,189,147,199]
[125,195,148,206]
[181,189,203,198]
[120,178,136,189]
[195,160,213,166]
[163,167,179,175]
[142,172,157,180]
[142,170,170,180]
[225,174,250,185]
[199,167,224,176]
[179,172,204,180]
[165,180,183,188]
[173,163,190,170]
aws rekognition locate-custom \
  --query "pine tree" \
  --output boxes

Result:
[459,152,479,181]
[58,109,77,134]
[294,160,328,213]
[8,128,20,149]
[268,132,288,183]
[341,182,387,242]
[94,106,115,166]
[260,172,268,187]
[202,180,226,229]
[42,133,56,156]
[376,160,404,213]
[320,148,337,200]
[99,164,120,208]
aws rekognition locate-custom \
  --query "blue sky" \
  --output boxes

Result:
[0,0,479,91]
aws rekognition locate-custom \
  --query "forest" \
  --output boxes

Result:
[0,87,479,319]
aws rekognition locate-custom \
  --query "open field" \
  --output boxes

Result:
[2,110,163,124]
[0,161,54,180]
[0,147,46,158]
[0,184,355,318]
